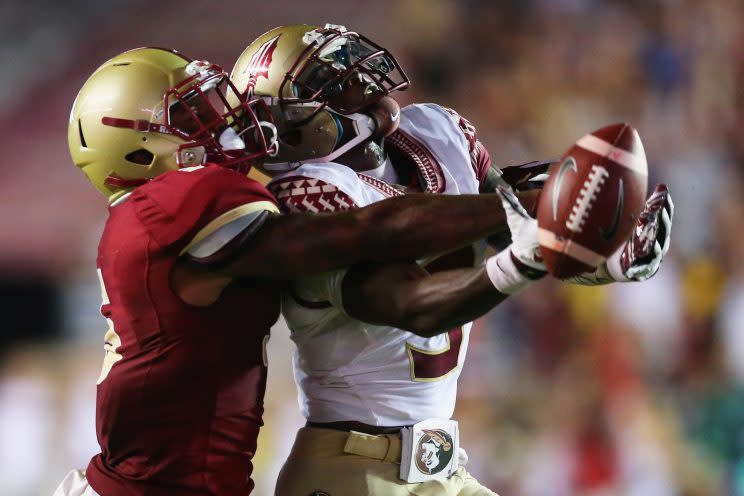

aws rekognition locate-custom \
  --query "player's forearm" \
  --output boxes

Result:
[357,190,540,262]
[344,263,506,338]
[219,191,538,280]
[394,268,507,337]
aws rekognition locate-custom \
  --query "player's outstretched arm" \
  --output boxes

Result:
[342,261,506,337]
[207,190,540,280]
[342,188,547,337]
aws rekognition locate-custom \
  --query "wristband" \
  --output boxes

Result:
[485,246,532,294]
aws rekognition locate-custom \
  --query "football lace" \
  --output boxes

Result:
[566,164,609,233]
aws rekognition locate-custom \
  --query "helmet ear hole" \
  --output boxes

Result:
[125,149,155,165]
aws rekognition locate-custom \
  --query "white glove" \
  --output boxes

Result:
[606,184,673,282]
[485,184,546,294]
[496,184,546,273]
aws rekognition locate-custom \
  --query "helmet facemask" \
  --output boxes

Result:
[254,25,407,173]
[277,25,409,121]
[103,60,278,176]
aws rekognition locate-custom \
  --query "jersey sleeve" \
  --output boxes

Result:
[267,163,371,214]
[436,105,492,185]
[129,165,279,255]
[403,103,491,183]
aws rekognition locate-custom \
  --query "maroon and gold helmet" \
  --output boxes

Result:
[230,24,409,173]
[233,23,408,117]
[69,47,276,203]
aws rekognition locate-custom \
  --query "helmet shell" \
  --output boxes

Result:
[68,48,194,202]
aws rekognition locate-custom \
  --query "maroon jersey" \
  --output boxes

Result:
[86,165,281,496]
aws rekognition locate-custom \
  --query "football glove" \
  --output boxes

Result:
[570,184,673,285]
[485,184,547,294]
[607,183,674,281]
[497,183,547,274]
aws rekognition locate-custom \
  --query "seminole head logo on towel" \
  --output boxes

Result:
[414,429,454,475]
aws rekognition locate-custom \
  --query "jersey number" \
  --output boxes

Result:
[406,327,463,382]
[97,269,123,384]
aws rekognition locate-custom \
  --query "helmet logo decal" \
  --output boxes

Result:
[414,429,454,475]
[243,35,281,91]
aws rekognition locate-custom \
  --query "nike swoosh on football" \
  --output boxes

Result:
[552,157,577,221]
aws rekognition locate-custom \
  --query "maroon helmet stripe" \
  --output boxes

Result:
[101,117,169,134]
[102,117,145,130]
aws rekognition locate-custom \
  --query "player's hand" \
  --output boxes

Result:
[499,158,554,191]
[607,184,674,282]
[496,184,547,275]
[485,184,547,294]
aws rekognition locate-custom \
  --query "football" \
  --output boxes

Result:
[536,123,648,278]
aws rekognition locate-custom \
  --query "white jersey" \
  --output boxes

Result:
[268,103,490,426]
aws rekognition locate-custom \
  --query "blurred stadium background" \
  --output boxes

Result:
[1,0,743,494]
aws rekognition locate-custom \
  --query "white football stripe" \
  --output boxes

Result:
[537,228,606,268]
[576,133,647,175]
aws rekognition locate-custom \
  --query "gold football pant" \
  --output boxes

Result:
[275,426,498,496]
